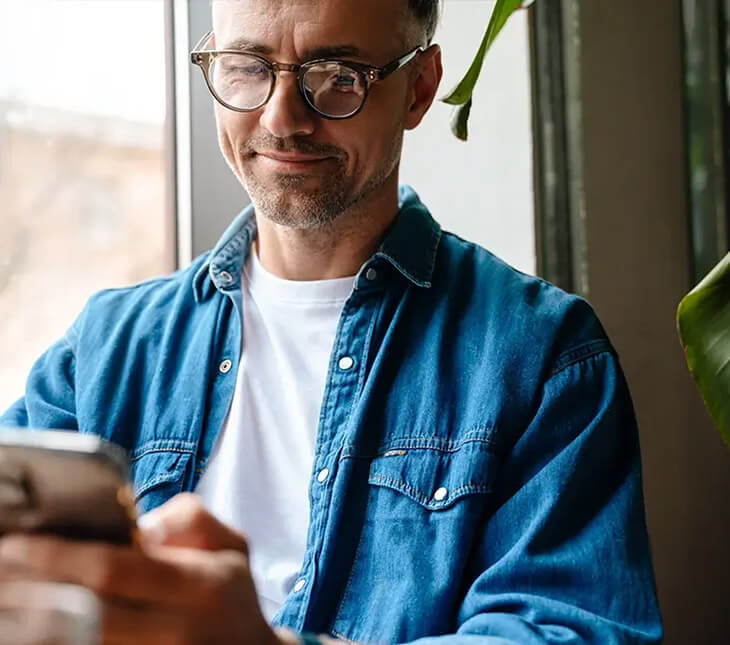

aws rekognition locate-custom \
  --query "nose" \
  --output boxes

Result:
[258,71,317,139]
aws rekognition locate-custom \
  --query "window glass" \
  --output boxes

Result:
[0,0,171,411]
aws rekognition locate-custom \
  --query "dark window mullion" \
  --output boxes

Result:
[682,0,730,283]
[530,0,588,296]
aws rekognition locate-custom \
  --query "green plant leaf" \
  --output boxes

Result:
[450,98,473,140]
[677,251,730,448]
[440,0,525,107]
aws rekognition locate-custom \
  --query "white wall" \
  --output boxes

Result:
[400,1,535,274]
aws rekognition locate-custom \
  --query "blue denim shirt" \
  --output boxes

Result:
[2,186,662,644]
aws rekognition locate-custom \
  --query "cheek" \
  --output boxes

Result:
[215,106,256,162]
[349,105,404,170]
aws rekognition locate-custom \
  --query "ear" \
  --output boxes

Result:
[404,44,443,131]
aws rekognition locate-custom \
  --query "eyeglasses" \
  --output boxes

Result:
[190,32,423,120]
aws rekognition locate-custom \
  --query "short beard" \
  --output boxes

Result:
[239,131,403,231]
[243,165,351,231]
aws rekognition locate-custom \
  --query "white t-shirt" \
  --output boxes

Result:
[195,247,355,622]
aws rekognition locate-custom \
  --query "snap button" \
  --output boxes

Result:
[219,359,232,374]
[365,268,377,281]
[433,487,448,502]
[293,578,306,593]
[218,270,233,284]
[338,356,355,370]
[317,468,329,483]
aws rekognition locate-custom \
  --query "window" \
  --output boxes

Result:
[0,0,173,411]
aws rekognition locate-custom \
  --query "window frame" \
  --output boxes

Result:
[169,0,251,267]
[681,0,730,284]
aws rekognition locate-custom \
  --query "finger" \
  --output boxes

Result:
[0,582,99,645]
[101,600,191,645]
[138,493,249,553]
[100,594,266,645]
[0,534,224,608]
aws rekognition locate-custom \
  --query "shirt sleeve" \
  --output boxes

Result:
[0,335,78,430]
[404,348,663,644]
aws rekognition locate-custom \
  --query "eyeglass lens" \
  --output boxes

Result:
[209,54,367,118]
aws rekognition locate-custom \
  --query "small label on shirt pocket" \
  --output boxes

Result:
[130,449,193,514]
[366,436,494,511]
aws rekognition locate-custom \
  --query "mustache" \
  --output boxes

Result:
[243,135,345,159]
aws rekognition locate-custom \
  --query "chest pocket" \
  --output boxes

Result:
[366,437,494,513]
[331,434,497,644]
[130,449,193,515]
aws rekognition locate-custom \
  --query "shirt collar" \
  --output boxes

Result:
[193,184,441,303]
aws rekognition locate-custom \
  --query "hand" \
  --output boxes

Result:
[0,493,293,645]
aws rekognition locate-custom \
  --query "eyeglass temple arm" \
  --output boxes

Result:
[376,47,424,81]
[191,30,214,55]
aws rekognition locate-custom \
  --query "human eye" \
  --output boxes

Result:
[219,57,268,80]
[333,74,356,89]
[241,61,268,76]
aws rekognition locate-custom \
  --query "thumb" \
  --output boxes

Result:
[137,492,248,554]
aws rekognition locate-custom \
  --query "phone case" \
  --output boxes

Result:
[0,429,136,544]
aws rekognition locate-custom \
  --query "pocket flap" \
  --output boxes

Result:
[130,450,192,505]
[367,437,495,511]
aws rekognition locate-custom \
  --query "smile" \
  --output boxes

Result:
[255,152,333,172]
[258,152,329,162]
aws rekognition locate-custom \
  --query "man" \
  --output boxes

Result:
[0,0,663,643]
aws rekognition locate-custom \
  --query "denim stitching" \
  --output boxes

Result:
[375,252,429,288]
[550,341,614,377]
[368,474,489,508]
[331,510,370,637]
[133,467,187,500]
[129,441,197,461]
[424,224,442,284]
[376,211,441,288]
[340,430,495,459]
[348,294,383,420]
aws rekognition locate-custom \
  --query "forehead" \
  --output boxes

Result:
[212,0,413,59]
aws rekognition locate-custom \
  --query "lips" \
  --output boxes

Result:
[254,151,335,174]
[257,152,329,163]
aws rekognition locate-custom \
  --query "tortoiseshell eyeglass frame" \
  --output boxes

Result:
[190,31,424,120]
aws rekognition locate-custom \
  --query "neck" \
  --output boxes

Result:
[254,179,400,281]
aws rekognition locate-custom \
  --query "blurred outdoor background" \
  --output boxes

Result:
[0,1,171,407]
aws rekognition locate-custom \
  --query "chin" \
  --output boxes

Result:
[248,186,348,231]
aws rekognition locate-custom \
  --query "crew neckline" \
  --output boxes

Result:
[243,246,356,305]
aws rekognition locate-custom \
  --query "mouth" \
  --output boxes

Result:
[254,151,335,173]
[259,151,330,163]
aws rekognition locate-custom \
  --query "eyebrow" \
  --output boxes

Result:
[219,38,366,61]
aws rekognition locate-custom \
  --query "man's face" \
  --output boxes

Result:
[211,0,424,229]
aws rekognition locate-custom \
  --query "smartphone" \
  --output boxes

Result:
[0,429,136,545]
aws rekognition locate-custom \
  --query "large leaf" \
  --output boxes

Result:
[677,251,730,447]
[440,0,533,139]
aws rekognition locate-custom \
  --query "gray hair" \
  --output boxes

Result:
[409,0,441,43]
[211,0,442,44]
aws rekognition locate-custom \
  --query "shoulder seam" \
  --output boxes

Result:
[550,339,615,377]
